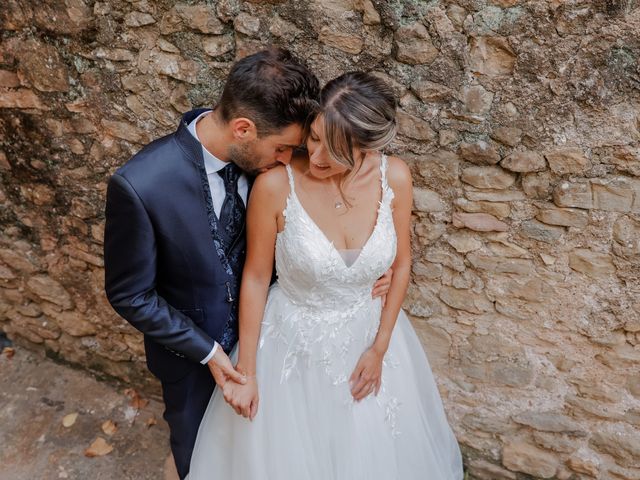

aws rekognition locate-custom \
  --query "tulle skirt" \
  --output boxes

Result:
[188,284,464,479]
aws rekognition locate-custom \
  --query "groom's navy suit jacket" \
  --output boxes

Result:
[104,109,244,383]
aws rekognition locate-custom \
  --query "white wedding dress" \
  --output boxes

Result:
[188,157,464,479]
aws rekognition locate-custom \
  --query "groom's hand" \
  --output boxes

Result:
[209,363,227,388]
[207,346,246,386]
[372,267,393,307]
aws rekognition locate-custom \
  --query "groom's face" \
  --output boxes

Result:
[229,123,304,175]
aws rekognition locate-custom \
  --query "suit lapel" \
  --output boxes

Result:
[176,110,235,276]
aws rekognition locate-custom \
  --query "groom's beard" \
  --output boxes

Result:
[228,141,260,176]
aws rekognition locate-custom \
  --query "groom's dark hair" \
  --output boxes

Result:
[216,47,320,137]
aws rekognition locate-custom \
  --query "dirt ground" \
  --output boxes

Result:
[0,346,170,480]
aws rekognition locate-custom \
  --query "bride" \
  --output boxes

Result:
[188,72,464,479]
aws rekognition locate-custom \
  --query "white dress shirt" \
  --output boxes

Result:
[187,110,248,364]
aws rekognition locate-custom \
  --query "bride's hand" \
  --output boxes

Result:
[349,347,384,401]
[223,376,259,420]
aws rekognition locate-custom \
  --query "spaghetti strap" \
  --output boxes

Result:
[285,164,296,194]
[379,153,390,190]
[379,153,395,206]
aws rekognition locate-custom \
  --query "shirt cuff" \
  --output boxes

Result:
[200,341,219,365]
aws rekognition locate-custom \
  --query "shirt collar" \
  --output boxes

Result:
[187,110,229,175]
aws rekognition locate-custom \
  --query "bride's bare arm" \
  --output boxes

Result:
[223,167,287,419]
[236,167,288,376]
[371,156,413,354]
[350,156,413,400]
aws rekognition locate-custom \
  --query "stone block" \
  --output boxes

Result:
[536,207,589,228]
[462,84,494,115]
[160,4,224,34]
[491,127,522,147]
[124,11,156,27]
[455,198,511,218]
[413,187,446,212]
[461,165,515,189]
[27,276,73,310]
[396,111,436,141]
[502,441,559,478]
[469,36,516,76]
[553,182,593,209]
[501,151,547,172]
[590,425,640,468]
[545,147,591,175]
[520,219,564,243]
[452,212,508,231]
[0,89,48,110]
[438,285,493,314]
[319,27,364,54]
[395,23,438,65]
[459,141,501,165]
[591,178,636,212]
[569,249,616,278]
[466,253,535,275]
[464,188,526,202]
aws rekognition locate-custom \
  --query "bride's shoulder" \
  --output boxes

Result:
[249,166,291,215]
[252,165,289,194]
[385,155,412,190]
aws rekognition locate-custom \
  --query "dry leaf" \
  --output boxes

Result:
[145,416,157,428]
[2,347,15,358]
[62,413,78,428]
[101,420,117,436]
[132,396,149,409]
[84,437,113,457]
[124,388,149,410]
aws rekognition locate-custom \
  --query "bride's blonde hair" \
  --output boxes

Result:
[320,72,397,170]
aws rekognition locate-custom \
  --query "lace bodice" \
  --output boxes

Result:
[275,155,397,310]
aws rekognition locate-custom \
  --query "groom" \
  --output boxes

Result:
[104,48,391,479]
[104,48,321,479]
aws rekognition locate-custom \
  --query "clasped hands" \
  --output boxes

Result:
[209,344,385,422]
[207,348,259,420]
[207,267,393,420]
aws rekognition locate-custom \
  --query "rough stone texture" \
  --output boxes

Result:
[413,187,446,212]
[459,141,501,165]
[569,249,616,278]
[1,1,640,478]
[545,147,591,175]
[461,165,515,189]
[536,207,589,228]
[501,150,547,172]
[590,424,640,468]
[502,440,560,478]
[452,212,509,232]
[394,22,438,65]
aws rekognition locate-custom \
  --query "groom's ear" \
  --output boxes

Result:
[230,117,258,142]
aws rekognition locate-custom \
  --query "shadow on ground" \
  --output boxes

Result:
[0,347,170,480]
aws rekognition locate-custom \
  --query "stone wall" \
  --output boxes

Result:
[1,0,639,478]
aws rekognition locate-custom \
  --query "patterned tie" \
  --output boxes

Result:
[217,162,245,253]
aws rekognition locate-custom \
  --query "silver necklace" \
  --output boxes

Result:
[322,180,347,210]
[305,169,350,210]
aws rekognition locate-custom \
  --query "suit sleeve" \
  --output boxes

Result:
[104,172,215,363]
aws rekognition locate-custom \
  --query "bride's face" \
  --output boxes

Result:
[305,115,351,179]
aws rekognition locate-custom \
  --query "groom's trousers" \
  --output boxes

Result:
[161,365,216,479]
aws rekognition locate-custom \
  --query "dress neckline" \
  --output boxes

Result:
[282,154,390,270]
